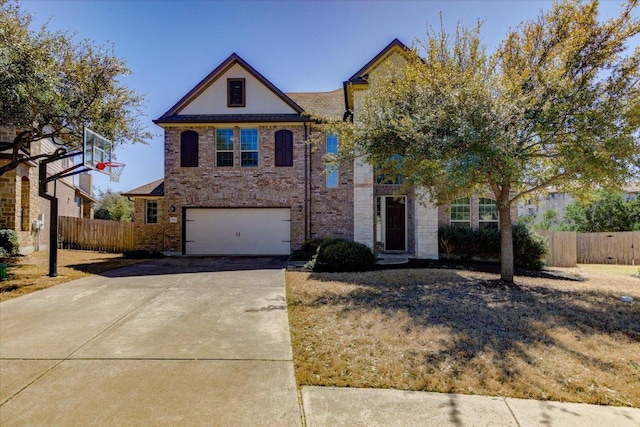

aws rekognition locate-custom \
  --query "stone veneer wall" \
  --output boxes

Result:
[1,152,42,253]
[309,129,353,240]
[162,124,308,253]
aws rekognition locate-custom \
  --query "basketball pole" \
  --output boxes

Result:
[39,148,91,277]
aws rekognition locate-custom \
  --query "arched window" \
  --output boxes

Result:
[180,130,199,167]
[478,198,499,229]
[274,130,293,167]
[450,197,470,228]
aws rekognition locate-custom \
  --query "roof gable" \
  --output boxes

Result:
[156,54,305,122]
[347,38,411,84]
[122,178,164,197]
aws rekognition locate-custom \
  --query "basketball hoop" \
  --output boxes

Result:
[96,161,125,182]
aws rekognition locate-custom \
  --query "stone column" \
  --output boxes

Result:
[353,156,374,249]
[414,188,439,259]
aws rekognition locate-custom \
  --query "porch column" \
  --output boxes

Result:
[353,156,374,249]
[414,188,439,259]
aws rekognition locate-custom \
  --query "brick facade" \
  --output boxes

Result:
[309,129,354,241]
[132,198,166,251]
[161,125,309,253]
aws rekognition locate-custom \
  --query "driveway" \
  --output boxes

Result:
[0,256,302,426]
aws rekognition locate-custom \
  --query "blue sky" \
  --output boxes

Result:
[20,0,638,193]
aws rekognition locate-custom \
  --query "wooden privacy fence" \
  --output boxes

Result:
[58,216,134,253]
[538,230,640,267]
[577,231,640,265]
[537,231,577,267]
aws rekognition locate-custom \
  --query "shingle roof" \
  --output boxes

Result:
[122,179,164,197]
[155,114,309,124]
[286,89,345,120]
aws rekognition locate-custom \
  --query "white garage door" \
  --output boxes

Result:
[185,208,291,255]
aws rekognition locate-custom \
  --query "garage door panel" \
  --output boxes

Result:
[185,208,291,255]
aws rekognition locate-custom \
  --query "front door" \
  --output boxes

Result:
[385,197,406,251]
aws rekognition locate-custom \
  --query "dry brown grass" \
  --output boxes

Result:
[0,250,146,302]
[287,268,640,407]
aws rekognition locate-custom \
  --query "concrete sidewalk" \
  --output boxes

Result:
[301,386,640,426]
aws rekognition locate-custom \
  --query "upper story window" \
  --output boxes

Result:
[478,197,499,229]
[145,199,158,224]
[325,134,338,188]
[450,197,471,227]
[376,154,404,184]
[275,129,293,167]
[216,128,234,167]
[227,78,245,107]
[240,128,259,167]
[180,130,199,167]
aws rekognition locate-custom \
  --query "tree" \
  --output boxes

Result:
[0,0,150,176]
[561,190,639,231]
[327,0,639,283]
[94,189,133,222]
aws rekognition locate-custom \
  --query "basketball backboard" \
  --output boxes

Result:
[83,127,113,175]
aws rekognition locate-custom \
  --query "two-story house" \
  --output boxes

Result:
[0,127,96,253]
[124,39,515,257]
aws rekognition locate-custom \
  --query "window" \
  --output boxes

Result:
[216,128,234,167]
[275,129,293,166]
[180,130,199,167]
[240,128,259,167]
[450,197,471,227]
[376,154,404,184]
[325,134,338,188]
[145,199,158,224]
[478,198,499,229]
[227,78,245,107]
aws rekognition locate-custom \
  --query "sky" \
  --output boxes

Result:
[19,0,639,194]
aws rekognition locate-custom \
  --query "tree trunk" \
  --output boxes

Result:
[498,202,514,283]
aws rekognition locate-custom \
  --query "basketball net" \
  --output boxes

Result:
[96,162,125,183]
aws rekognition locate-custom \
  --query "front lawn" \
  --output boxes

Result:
[286,268,640,407]
[0,250,146,302]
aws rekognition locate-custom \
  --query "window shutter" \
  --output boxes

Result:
[180,130,199,167]
[275,130,293,167]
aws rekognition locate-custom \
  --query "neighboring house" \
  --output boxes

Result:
[518,184,640,227]
[0,127,95,253]
[124,39,516,256]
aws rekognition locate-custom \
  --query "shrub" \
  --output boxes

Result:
[438,224,548,270]
[0,247,8,259]
[315,238,375,272]
[512,223,549,270]
[439,225,499,259]
[290,238,324,261]
[0,229,19,257]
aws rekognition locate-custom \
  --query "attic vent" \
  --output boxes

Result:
[228,78,245,107]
